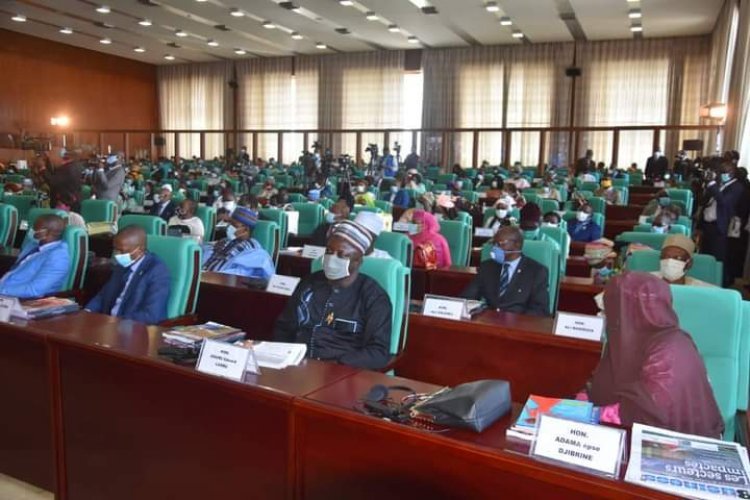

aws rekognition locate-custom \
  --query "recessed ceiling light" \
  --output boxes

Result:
[164,54,175,60]
[316,42,327,49]
[407,36,419,44]
[262,21,276,29]
[630,25,643,32]
[388,25,400,33]
[339,0,354,5]
[626,0,639,2]
[59,27,73,34]
[96,5,110,14]
[485,1,500,12]
[207,39,219,46]
[291,32,303,40]
[196,0,207,2]
[11,14,26,22]
[628,9,642,19]
[138,19,152,26]
[100,37,112,44]
[234,48,247,55]
[175,30,188,37]
[511,31,524,38]
[500,16,512,26]
[366,12,378,21]
[133,47,145,53]
[230,8,244,17]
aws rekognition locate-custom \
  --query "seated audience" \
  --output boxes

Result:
[149,184,177,221]
[202,207,275,280]
[567,203,603,242]
[168,199,206,243]
[409,210,452,269]
[213,186,237,222]
[258,180,278,201]
[310,199,350,247]
[461,226,549,316]
[55,197,86,228]
[0,215,69,299]
[273,220,391,370]
[641,189,683,218]
[354,180,376,207]
[581,272,723,438]
[650,213,672,234]
[354,211,391,259]
[542,211,562,227]
[595,177,620,205]
[654,235,715,287]
[388,176,411,208]
[519,203,558,251]
[85,226,171,324]
[538,179,563,203]
[484,201,512,232]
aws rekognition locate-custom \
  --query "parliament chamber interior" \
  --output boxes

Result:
[1,0,750,498]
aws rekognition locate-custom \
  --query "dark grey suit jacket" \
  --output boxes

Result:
[461,257,550,316]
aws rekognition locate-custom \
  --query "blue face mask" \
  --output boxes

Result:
[114,252,134,267]
[491,245,506,264]
[226,225,237,240]
[325,213,336,224]
[651,225,667,234]
[658,197,671,207]
[721,173,731,183]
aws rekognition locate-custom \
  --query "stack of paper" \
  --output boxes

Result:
[506,394,600,441]
[235,341,306,370]
[11,297,79,320]
[162,322,245,347]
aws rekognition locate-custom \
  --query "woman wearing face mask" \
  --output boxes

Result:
[354,180,376,207]
[595,177,620,205]
[567,203,603,242]
[273,220,392,370]
[650,213,672,235]
[408,210,452,268]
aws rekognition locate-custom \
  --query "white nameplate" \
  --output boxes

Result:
[266,274,301,296]
[0,296,14,323]
[553,312,604,342]
[422,296,465,321]
[474,227,495,238]
[19,220,29,231]
[196,339,251,382]
[301,245,326,259]
[477,192,487,199]
[531,415,626,478]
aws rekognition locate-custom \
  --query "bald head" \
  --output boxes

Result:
[113,225,147,263]
[34,214,65,244]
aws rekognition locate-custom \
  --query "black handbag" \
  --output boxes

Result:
[414,379,511,433]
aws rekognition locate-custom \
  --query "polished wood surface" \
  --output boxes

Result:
[277,252,314,278]
[397,310,602,403]
[295,370,673,499]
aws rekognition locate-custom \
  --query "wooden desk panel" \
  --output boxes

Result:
[89,233,114,258]
[606,205,644,221]
[295,371,673,500]
[277,253,314,278]
[39,312,356,500]
[397,311,601,402]
[605,220,638,240]
[0,321,54,491]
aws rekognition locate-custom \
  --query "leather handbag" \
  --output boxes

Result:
[414,379,511,433]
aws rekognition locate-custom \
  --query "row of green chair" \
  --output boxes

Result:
[625,249,722,286]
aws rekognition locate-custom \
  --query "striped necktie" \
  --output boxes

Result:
[498,263,510,297]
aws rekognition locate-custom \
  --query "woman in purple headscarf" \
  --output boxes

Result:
[583,271,724,438]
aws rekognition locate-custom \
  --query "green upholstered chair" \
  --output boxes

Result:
[613,177,629,188]
[538,198,560,215]
[615,232,668,250]
[460,191,480,203]
[439,219,472,267]
[426,166,441,181]
[666,189,694,215]
[119,214,167,236]
[479,239,559,314]
[625,249,722,286]
[146,236,202,320]
[320,198,335,211]
[646,215,692,228]
[352,206,382,215]
[565,196,606,215]
[541,225,570,275]
[311,257,411,357]
[80,185,92,200]
[375,231,413,268]
[5,174,25,184]
[670,286,743,440]
[290,202,325,238]
[580,181,599,192]
[374,200,393,214]
[562,211,605,229]
[3,195,36,223]
[27,208,68,227]
[61,225,89,292]
[0,204,18,247]
[253,220,280,265]
[437,173,456,185]
[454,211,473,228]
[132,190,145,206]
[288,193,307,203]
[525,193,541,206]
[260,208,289,248]
[739,301,750,413]
[614,186,629,205]
[628,172,644,185]
[632,223,690,236]
[81,199,117,223]
[195,205,217,242]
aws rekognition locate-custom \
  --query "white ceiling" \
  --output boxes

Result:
[0,0,725,65]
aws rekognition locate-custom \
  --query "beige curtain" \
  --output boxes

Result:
[236,56,319,163]
[157,61,233,158]
[725,0,750,162]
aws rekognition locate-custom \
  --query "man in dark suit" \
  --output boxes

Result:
[86,226,171,324]
[700,162,746,286]
[149,184,177,222]
[461,226,549,316]
[574,149,595,176]
[645,148,669,182]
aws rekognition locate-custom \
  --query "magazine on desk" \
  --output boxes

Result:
[625,423,750,500]
[506,394,600,441]
[10,296,80,320]
[234,340,306,370]
[162,322,245,346]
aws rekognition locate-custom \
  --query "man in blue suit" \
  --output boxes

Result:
[86,226,171,324]
[0,215,69,298]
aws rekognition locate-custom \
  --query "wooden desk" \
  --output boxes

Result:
[605,220,638,240]
[606,205,644,221]
[89,233,114,258]
[559,277,604,316]
[0,246,20,275]
[277,252,314,278]
[397,311,602,403]
[196,272,289,339]
[38,312,357,500]
[295,370,672,499]
[0,319,55,492]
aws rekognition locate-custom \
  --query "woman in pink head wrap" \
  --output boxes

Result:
[409,210,452,268]
[583,271,723,438]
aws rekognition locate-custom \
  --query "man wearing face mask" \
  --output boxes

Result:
[85,226,171,324]
[519,203,560,253]
[93,154,127,202]
[461,226,549,316]
[594,177,620,205]
[484,201,512,232]
[388,176,410,208]
[641,189,682,218]
[354,180,376,207]
[650,213,672,234]
[310,199,350,247]
[645,148,669,183]
[656,235,715,287]
[202,207,275,280]
[168,199,206,243]
[0,215,69,299]
[273,220,392,370]
[567,203,603,242]
[149,184,177,222]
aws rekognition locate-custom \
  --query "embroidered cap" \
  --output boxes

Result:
[231,206,258,228]
[329,220,374,255]
[353,211,384,237]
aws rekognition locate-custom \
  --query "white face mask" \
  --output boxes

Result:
[356,185,365,193]
[226,225,237,240]
[542,222,559,228]
[323,253,350,281]
[651,225,668,234]
[496,209,508,219]
[660,258,687,282]
[576,211,590,222]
